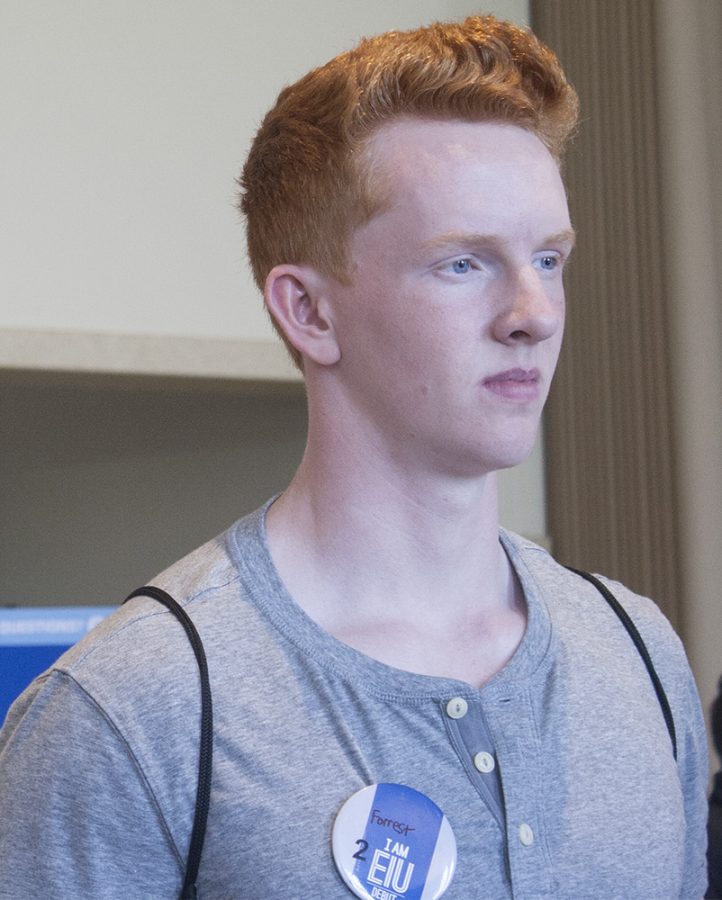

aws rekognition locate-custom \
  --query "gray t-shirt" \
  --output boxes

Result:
[0,502,709,898]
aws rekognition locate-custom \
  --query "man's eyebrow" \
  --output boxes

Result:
[420,231,502,251]
[420,228,577,251]
[546,228,577,248]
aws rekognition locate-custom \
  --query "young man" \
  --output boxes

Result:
[0,16,708,899]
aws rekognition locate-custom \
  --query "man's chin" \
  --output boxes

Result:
[479,431,541,474]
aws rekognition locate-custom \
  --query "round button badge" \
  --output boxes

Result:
[332,783,457,900]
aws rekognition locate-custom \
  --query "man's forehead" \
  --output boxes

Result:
[361,117,566,223]
[362,117,563,216]
[367,117,555,167]
[351,118,571,256]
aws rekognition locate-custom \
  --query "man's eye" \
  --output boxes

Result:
[536,255,559,271]
[450,258,473,275]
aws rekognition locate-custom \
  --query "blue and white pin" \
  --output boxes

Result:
[332,783,457,900]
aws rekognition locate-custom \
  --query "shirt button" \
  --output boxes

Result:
[446,697,468,719]
[519,823,535,846]
[473,751,496,774]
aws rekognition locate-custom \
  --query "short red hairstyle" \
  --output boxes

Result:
[239,16,578,365]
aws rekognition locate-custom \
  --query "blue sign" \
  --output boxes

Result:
[0,606,114,724]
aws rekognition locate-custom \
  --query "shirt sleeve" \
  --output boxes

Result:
[676,655,711,899]
[0,669,184,899]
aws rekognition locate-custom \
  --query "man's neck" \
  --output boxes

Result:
[264,448,527,687]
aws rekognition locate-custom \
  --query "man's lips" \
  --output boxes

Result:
[482,368,542,400]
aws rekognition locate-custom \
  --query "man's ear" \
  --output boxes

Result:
[264,265,341,366]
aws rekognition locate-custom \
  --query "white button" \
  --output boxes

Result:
[446,697,468,719]
[473,751,495,774]
[518,823,534,846]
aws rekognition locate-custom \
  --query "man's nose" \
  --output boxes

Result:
[491,267,563,345]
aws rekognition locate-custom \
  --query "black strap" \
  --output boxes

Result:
[124,586,213,900]
[566,566,678,760]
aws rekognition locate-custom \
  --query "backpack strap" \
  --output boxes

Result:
[566,566,677,760]
[124,586,213,900]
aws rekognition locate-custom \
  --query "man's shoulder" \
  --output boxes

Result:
[150,500,269,607]
[502,529,704,774]
[504,526,660,605]
[32,504,271,705]
[501,527,686,663]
